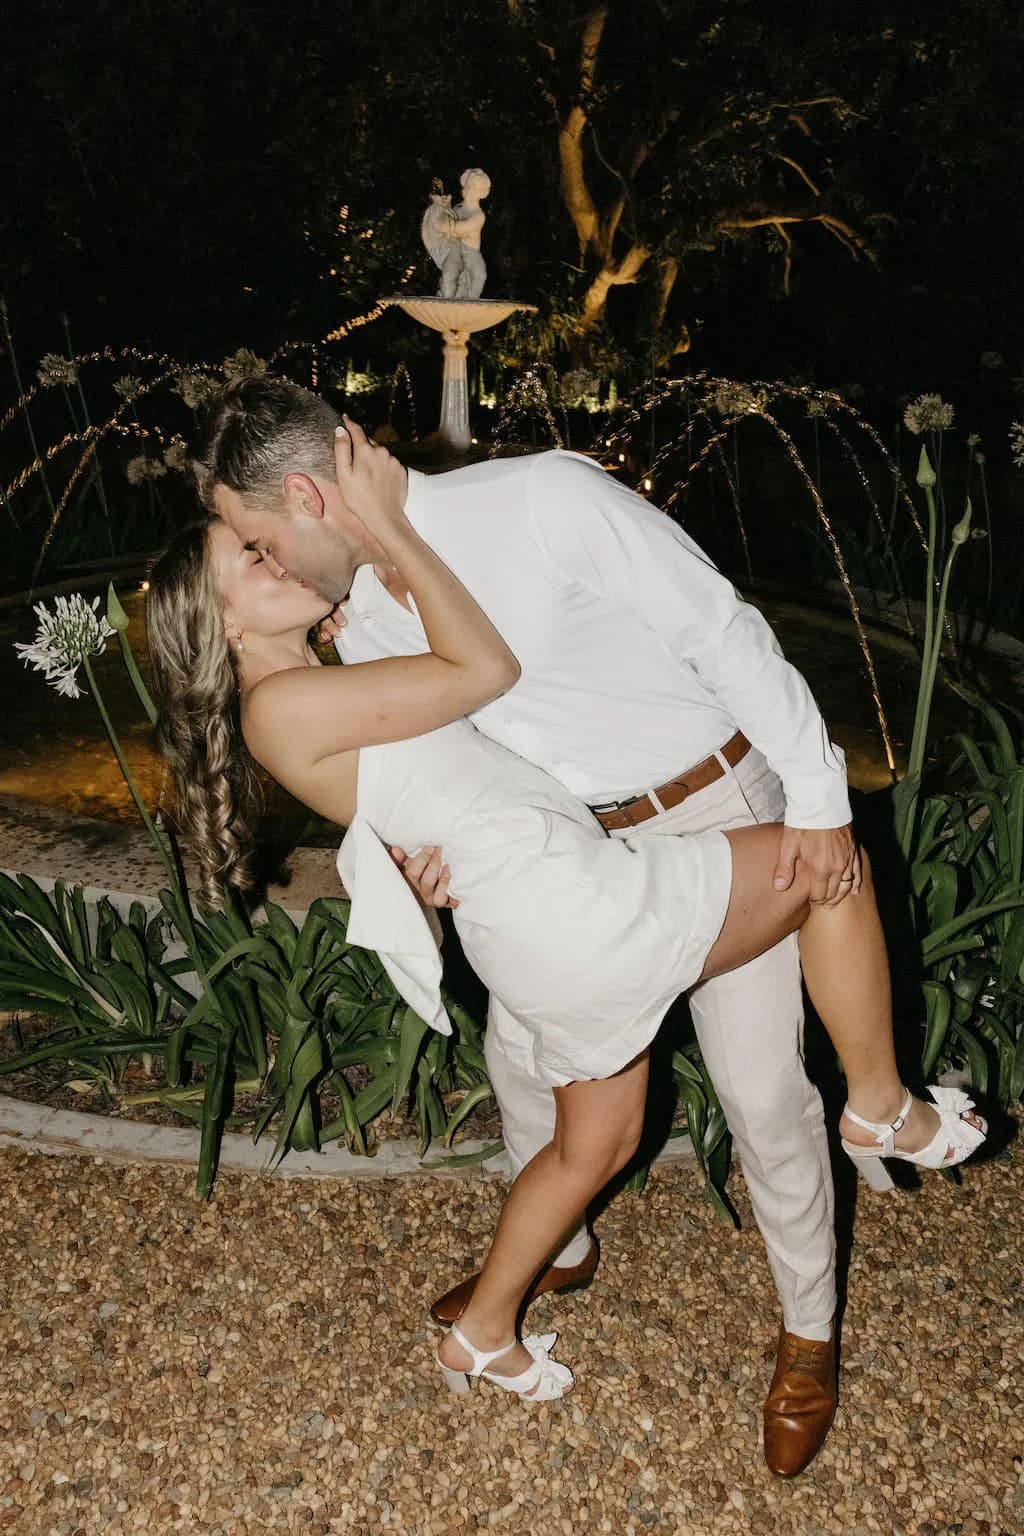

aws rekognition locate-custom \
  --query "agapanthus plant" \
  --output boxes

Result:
[10,586,266,1197]
[903,393,955,435]
[36,352,79,388]
[14,594,115,700]
[709,380,769,417]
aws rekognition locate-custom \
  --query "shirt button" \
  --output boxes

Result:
[502,716,512,725]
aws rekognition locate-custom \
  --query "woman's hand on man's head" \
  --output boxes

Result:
[333,416,409,538]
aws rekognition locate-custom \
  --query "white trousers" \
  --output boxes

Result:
[483,744,837,1340]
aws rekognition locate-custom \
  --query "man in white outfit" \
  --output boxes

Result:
[202,379,859,1477]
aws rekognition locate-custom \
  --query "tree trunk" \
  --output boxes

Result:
[576,242,651,338]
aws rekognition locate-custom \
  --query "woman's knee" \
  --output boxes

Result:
[553,1107,642,1183]
[551,1053,648,1182]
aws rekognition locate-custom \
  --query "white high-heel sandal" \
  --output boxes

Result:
[841,1085,987,1190]
[436,1321,575,1400]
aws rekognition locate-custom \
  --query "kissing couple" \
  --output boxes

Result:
[146,377,984,1476]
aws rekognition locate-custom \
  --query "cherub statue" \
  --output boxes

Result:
[420,168,491,300]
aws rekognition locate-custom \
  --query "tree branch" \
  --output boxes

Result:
[769,152,822,198]
[579,240,651,331]
[558,7,608,261]
[718,209,876,291]
[599,110,682,257]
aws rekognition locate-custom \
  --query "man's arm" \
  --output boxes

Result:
[529,453,860,904]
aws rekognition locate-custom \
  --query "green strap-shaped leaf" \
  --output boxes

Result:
[391,1006,430,1114]
[196,1030,234,1200]
[1010,1026,1024,1103]
[920,980,953,1078]
[442,1080,495,1148]
[951,1021,989,1097]
[923,892,1024,958]
[352,1064,398,1124]
[0,1034,169,1073]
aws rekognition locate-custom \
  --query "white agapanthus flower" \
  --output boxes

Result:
[222,347,268,384]
[559,367,602,411]
[113,374,144,402]
[903,393,955,434]
[172,371,221,410]
[1009,421,1024,469]
[125,454,168,485]
[162,436,190,472]
[37,352,79,388]
[14,594,116,700]
[710,380,769,417]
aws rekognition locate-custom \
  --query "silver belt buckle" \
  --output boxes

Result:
[589,793,637,815]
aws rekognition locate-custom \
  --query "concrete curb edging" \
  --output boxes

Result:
[0,1093,696,1182]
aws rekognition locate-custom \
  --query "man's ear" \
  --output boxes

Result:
[282,471,326,521]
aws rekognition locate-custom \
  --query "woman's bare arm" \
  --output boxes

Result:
[244,419,519,781]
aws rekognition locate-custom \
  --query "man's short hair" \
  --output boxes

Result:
[192,376,341,513]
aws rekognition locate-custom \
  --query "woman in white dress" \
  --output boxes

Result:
[147,420,986,1403]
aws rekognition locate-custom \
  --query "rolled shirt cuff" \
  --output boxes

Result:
[778,739,853,830]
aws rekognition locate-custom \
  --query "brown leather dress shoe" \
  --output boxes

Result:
[429,1241,599,1328]
[763,1324,837,1477]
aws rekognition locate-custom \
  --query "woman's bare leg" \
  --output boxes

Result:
[700,826,981,1153]
[437,1050,649,1387]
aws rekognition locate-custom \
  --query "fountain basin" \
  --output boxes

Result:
[380,295,537,337]
[379,295,537,451]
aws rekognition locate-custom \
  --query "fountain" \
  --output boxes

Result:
[378,170,536,451]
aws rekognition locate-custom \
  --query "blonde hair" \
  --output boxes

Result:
[146,521,260,905]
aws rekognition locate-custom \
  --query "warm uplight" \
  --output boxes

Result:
[643,478,653,492]
[139,580,150,592]
[618,452,626,463]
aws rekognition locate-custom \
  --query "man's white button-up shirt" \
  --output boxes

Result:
[335,449,851,828]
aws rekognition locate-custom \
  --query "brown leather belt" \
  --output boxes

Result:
[588,731,751,831]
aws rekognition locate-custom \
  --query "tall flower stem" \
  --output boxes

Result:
[0,295,59,525]
[81,653,208,982]
[63,314,115,555]
[899,477,972,862]
[82,656,175,887]
[106,584,157,725]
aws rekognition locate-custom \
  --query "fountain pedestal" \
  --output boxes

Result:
[379,296,536,452]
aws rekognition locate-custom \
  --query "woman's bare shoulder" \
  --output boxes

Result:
[241,666,328,758]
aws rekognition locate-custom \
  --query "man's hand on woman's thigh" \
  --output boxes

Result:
[772,824,861,907]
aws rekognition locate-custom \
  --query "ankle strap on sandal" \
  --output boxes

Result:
[843,1087,914,1154]
[449,1322,519,1376]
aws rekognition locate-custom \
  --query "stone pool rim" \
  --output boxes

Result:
[0,1091,697,1182]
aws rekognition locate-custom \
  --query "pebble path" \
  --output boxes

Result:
[0,1128,1020,1536]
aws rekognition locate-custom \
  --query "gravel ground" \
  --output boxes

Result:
[0,1125,1021,1536]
